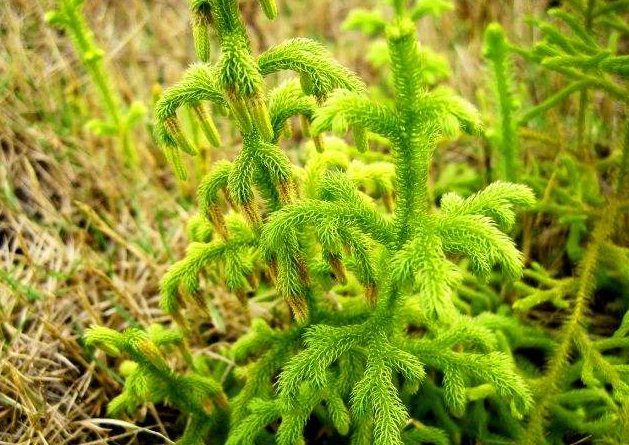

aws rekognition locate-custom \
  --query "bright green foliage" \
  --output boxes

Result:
[46,0,146,168]
[85,324,229,445]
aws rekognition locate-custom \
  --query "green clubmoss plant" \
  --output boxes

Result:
[86,1,539,444]
[86,324,230,445]
[46,0,146,168]
[483,23,520,182]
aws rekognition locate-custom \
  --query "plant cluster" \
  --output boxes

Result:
[480,1,629,443]
[46,0,146,168]
[82,0,629,444]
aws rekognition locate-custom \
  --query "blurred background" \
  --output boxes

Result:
[0,1,552,443]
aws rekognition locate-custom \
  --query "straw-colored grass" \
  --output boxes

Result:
[1,1,192,442]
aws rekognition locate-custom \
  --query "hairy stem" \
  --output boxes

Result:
[387,19,432,247]
[521,111,629,444]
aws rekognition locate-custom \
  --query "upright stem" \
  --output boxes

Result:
[59,0,139,167]
[616,112,629,196]
[64,3,121,125]
[377,13,439,322]
[585,0,596,30]
[387,19,432,247]
[392,0,406,17]
[483,23,518,182]
[521,200,617,445]
[496,68,516,181]
[576,0,596,161]
[576,90,589,160]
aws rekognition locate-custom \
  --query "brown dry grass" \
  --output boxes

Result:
[1,1,199,442]
[0,0,535,443]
